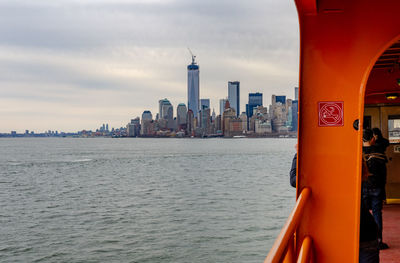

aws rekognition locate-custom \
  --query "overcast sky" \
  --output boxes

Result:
[0,0,299,133]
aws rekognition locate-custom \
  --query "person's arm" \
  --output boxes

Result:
[290,153,297,188]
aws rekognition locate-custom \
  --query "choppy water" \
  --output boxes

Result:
[0,138,296,263]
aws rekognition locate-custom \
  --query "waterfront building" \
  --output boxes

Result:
[127,117,140,137]
[222,100,244,137]
[211,109,216,122]
[159,99,173,120]
[158,98,174,130]
[177,103,187,131]
[294,87,299,101]
[223,105,236,137]
[187,109,194,135]
[188,55,200,118]
[239,112,248,132]
[246,92,263,118]
[245,92,263,130]
[200,107,211,135]
[142,110,153,121]
[127,123,136,137]
[215,115,222,134]
[269,95,293,132]
[200,99,210,110]
[255,119,272,134]
[219,98,228,116]
[228,81,240,117]
[158,99,164,118]
[157,119,168,130]
[292,100,298,132]
[249,106,272,135]
[272,95,286,105]
[141,111,154,136]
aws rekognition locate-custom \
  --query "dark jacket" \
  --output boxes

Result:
[375,137,389,155]
[363,145,386,188]
[290,153,297,188]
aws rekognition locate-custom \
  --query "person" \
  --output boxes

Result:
[359,198,380,262]
[362,129,389,250]
[372,127,389,202]
[289,144,297,188]
[359,157,380,262]
[372,128,389,155]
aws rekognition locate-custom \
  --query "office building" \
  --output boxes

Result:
[200,108,211,135]
[177,103,188,130]
[228,81,240,117]
[273,95,286,105]
[292,100,298,132]
[187,109,194,135]
[246,92,263,122]
[295,87,299,101]
[200,99,210,110]
[141,111,154,136]
[188,54,200,118]
[142,110,153,121]
[219,98,228,116]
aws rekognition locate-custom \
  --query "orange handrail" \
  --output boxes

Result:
[264,187,311,263]
[296,236,313,263]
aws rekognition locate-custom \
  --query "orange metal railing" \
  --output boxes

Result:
[264,187,312,263]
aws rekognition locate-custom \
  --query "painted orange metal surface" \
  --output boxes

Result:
[293,0,400,262]
[296,236,313,263]
[282,236,295,263]
[264,188,311,263]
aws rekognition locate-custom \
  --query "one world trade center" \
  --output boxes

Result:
[187,52,199,118]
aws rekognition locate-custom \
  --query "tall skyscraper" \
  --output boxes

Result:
[162,103,173,120]
[228,81,240,117]
[159,99,171,119]
[142,110,153,121]
[177,103,188,129]
[294,87,299,101]
[200,99,210,110]
[188,54,200,118]
[273,95,286,105]
[187,109,194,135]
[219,98,228,116]
[141,110,154,136]
[246,92,263,119]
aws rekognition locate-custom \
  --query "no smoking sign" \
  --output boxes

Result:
[318,101,344,127]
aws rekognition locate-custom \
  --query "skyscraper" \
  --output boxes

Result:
[200,99,210,110]
[188,54,200,118]
[294,87,299,101]
[177,103,188,130]
[219,98,228,116]
[246,92,263,119]
[159,99,171,119]
[228,81,240,117]
[142,111,152,121]
[274,95,286,105]
[141,110,154,136]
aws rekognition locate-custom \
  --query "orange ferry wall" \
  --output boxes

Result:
[294,0,400,262]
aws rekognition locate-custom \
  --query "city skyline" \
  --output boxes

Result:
[0,0,299,133]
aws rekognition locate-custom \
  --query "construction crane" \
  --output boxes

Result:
[187,48,196,64]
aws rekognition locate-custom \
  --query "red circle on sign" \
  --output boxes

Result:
[319,103,343,125]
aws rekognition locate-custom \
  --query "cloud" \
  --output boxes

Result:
[0,0,299,132]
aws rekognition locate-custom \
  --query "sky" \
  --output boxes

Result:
[0,0,299,133]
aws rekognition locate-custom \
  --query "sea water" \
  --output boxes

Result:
[0,138,296,263]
